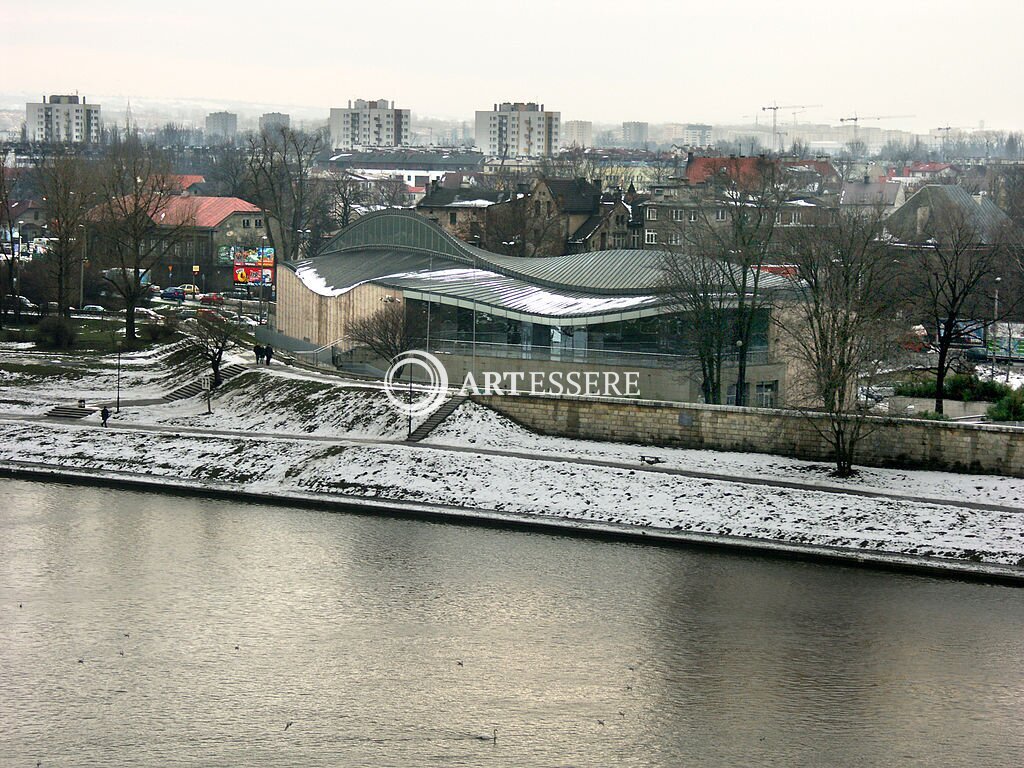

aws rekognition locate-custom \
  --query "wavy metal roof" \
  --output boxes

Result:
[289,209,788,323]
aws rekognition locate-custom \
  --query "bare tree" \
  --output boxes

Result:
[774,210,899,476]
[246,127,325,263]
[660,251,732,403]
[33,150,97,319]
[93,139,192,341]
[347,301,422,362]
[0,152,16,329]
[188,313,244,387]
[684,157,788,405]
[901,204,1016,414]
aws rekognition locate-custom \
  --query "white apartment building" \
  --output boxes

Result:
[475,102,560,157]
[25,95,101,144]
[622,121,649,148]
[561,120,593,148]
[328,99,411,150]
[259,112,291,132]
[205,111,238,141]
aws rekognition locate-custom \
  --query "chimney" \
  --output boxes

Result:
[686,150,694,167]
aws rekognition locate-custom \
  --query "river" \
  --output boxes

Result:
[1,478,1022,766]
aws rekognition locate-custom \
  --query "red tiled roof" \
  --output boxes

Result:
[170,174,206,190]
[685,156,839,186]
[157,196,261,228]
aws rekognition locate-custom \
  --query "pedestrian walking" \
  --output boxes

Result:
[254,344,264,364]
[100,406,111,428]
[264,345,274,366]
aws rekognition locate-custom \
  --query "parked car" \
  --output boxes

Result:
[199,293,225,305]
[2,295,39,313]
[177,283,201,296]
[80,304,106,314]
[161,287,186,301]
[135,307,165,324]
[221,288,251,301]
[147,284,163,296]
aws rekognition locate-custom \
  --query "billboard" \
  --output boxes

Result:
[217,245,274,267]
[986,322,1024,361]
[234,265,274,285]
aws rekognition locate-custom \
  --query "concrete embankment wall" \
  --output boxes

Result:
[474,394,1024,477]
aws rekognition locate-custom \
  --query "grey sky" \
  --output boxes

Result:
[13,0,1023,132]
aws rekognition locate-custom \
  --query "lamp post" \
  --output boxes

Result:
[116,342,122,413]
[993,277,1001,377]
[78,224,88,309]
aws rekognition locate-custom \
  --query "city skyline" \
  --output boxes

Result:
[10,0,1024,134]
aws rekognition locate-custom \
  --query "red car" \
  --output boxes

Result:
[199,293,225,305]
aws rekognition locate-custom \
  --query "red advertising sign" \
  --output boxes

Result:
[234,265,274,285]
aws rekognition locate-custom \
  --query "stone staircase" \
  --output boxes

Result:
[162,363,250,402]
[406,394,469,442]
[47,404,97,420]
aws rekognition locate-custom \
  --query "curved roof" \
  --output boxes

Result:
[290,209,788,323]
[320,208,671,295]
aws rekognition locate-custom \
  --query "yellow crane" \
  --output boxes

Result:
[762,102,822,153]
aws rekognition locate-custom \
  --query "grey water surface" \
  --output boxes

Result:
[1,478,1022,767]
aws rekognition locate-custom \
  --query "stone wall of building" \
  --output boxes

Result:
[474,393,1024,477]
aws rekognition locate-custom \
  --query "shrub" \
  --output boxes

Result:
[894,374,1011,402]
[34,316,77,349]
[988,389,1024,422]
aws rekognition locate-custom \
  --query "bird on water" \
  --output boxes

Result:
[475,728,497,743]
[284,722,293,731]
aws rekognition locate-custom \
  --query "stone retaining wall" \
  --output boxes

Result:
[474,394,1024,477]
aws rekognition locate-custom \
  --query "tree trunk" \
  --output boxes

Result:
[934,345,948,414]
[125,303,137,341]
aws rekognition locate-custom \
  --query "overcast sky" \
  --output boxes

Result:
[11,0,1023,132]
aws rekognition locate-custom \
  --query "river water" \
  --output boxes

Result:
[1,478,1022,767]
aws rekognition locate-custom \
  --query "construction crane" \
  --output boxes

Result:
[762,102,822,153]
[839,113,915,148]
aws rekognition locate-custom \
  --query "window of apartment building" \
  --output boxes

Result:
[646,207,658,221]
[645,230,658,245]
[242,218,251,228]
[688,210,698,222]
[792,211,801,224]
[613,233,626,248]
[715,209,726,221]
[755,381,778,408]
[631,233,641,248]
[255,219,263,228]
[671,208,684,221]
[668,233,682,246]
[726,383,750,406]
[449,212,457,226]
[615,214,625,226]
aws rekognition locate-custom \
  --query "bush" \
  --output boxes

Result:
[139,318,179,341]
[894,374,1011,402]
[988,389,1024,422]
[34,316,78,349]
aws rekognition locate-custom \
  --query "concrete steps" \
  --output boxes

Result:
[406,394,468,442]
[47,405,97,419]
[162,363,250,402]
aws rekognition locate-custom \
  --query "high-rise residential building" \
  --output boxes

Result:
[561,120,593,148]
[258,112,291,133]
[25,94,101,144]
[205,112,238,142]
[475,102,560,157]
[328,99,411,150]
[673,123,713,147]
[622,121,649,148]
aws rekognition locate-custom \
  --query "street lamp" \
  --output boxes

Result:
[116,342,123,413]
[78,224,88,309]
[992,277,1002,377]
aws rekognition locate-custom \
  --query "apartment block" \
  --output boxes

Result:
[475,102,560,157]
[25,94,101,144]
[205,112,238,142]
[328,99,411,150]
[561,120,593,148]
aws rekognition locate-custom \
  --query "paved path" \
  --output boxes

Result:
[6,413,1021,516]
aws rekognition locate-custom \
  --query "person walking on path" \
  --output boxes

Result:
[254,344,264,364]
[264,345,274,366]
[100,406,111,427]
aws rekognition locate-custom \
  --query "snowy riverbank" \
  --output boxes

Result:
[0,417,1022,575]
